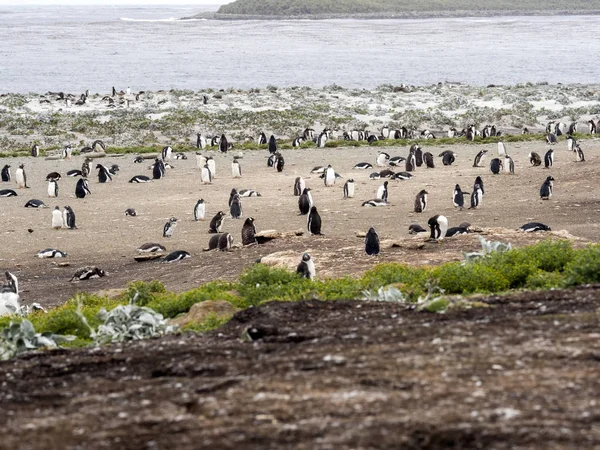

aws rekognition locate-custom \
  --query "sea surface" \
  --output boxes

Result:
[0,5,599,94]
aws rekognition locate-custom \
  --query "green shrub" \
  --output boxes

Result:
[479,251,539,289]
[181,313,231,333]
[519,240,574,273]
[564,244,600,286]
[433,262,510,294]
[237,264,316,305]
[316,277,363,300]
[124,280,167,306]
[525,271,565,290]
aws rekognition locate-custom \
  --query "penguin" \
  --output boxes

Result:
[294,177,306,196]
[0,271,20,316]
[230,194,242,219]
[217,233,233,251]
[47,179,59,198]
[109,164,120,175]
[490,158,503,175]
[423,152,435,168]
[129,175,152,183]
[365,227,380,256]
[376,181,388,202]
[81,158,92,177]
[529,152,542,167]
[37,248,67,258]
[137,243,166,253]
[152,158,165,179]
[196,133,207,149]
[378,169,395,178]
[201,164,212,184]
[52,206,64,229]
[442,152,455,166]
[207,156,216,178]
[231,157,242,178]
[411,144,423,167]
[298,188,312,215]
[324,164,335,187]
[195,153,207,170]
[24,199,47,208]
[470,183,483,209]
[391,172,413,180]
[388,156,406,166]
[267,153,277,168]
[276,153,285,172]
[46,172,61,182]
[362,199,388,207]
[497,141,507,156]
[75,178,91,198]
[292,137,305,147]
[69,266,106,282]
[67,170,83,177]
[161,146,172,160]
[405,151,416,172]
[473,149,488,167]
[369,172,381,180]
[268,135,277,154]
[544,149,554,168]
[414,189,428,213]
[453,184,465,209]
[566,136,575,152]
[15,163,27,188]
[96,164,112,183]
[211,135,221,147]
[228,188,238,207]
[0,189,17,197]
[474,176,485,195]
[31,144,40,157]
[588,120,597,134]
[446,226,471,237]
[574,144,585,162]
[241,217,257,246]
[408,224,427,234]
[219,134,228,153]
[303,128,315,140]
[367,135,378,144]
[163,217,178,237]
[307,206,322,235]
[310,166,325,174]
[519,222,551,232]
[125,208,137,216]
[540,176,554,200]
[257,132,267,145]
[62,144,72,159]
[376,152,390,167]
[353,162,373,170]
[1,165,10,182]
[63,205,77,229]
[209,211,226,233]
[546,133,557,145]
[194,199,205,221]
[239,189,261,197]
[568,122,577,135]
[428,215,449,241]
[343,179,355,199]
[163,250,191,263]
[317,132,328,148]
[504,155,515,174]
[296,253,316,280]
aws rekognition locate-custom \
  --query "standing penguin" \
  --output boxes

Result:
[153,158,166,179]
[75,178,91,198]
[298,187,312,215]
[453,184,465,209]
[294,177,306,196]
[540,176,554,200]
[163,217,178,238]
[428,215,449,241]
[15,163,27,189]
[193,199,205,221]
[257,131,267,145]
[376,152,390,167]
[324,164,335,187]
[574,144,585,162]
[412,144,423,167]
[31,144,40,157]
[423,152,435,168]
[405,151,416,172]
[231,157,242,178]
[504,154,515,174]
[228,188,238,207]
[474,176,485,195]
[343,179,355,199]
[544,149,554,168]
[201,164,212,184]
[63,206,77,229]
[81,158,92,178]
[365,227,380,256]
[230,193,242,219]
[307,206,322,235]
[219,134,228,153]
[529,152,542,166]
[241,217,257,246]
[296,253,316,280]
[209,211,226,233]
[566,136,575,152]
[47,179,59,198]
[268,135,277,154]
[1,165,10,182]
[51,206,64,229]
[414,189,428,213]
[490,158,503,175]
[161,146,172,160]
[497,141,507,156]
[316,131,327,148]
[276,153,285,172]
[376,181,389,202]
[96,164,112,183]
[470,183,483,209]
[473,149,488,167]
[207,156,216,178]
[196,133,207,149]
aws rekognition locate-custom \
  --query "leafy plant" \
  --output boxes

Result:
[0,319,75,360]
[464,236,512,261]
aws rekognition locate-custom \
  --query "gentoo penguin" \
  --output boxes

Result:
[490,158,503,175]
[519,222,551,232]
[442,151,455,166]
[81,158,92,177]
[376,181,389,202]
[67,170,83,177]
[474,176,485,195]
[0,189,17,197]
[1,165,10,182]
[405,151,416,172]
[411,144,423,167]
[15,163,27,188]
[228,188,238,207]
[201,164,212,184]
[0,271,20,316]
[195,153,207,170]
[207,156,216,178]
[109,164,120,175]
[367,135,378,144]
[546,133,557,145]
[504,155,515,174]
[194,199,205,221]
[343,179,355,199]
[208,211,226,233]
[75,178,91,198]
[423,152,435,168]
[307,206,322,235]
[529,152,542,166]
[70,266,106,282]
[137,243,166,253]
[96,164,112,183]
[470,183,483,209]
[211,135,221,147]
[163,217,178,237]
[152,158,165,180]
[31,144,40,157]
[161,146,172,160]
[63,206,76,229]
[241,217,257,246]
[292,137,305,147]
[47,179,59,198]
[568,122,577,135]
[497,141,507,156]
[129,175,151,183]
[473,149,488,167]
[296,253,316,280]
[365,227,380,256]
[566,136,575,152]
[540,176,554,200]
[268,135,277,154]
[62,144,72,159]
[428,215,449,241]
[294,177,306,196]
[414,189,428,213]
[298,188,312,215]
[125,208,137,216]
[391,172,413,180]
[446,225,471,237]
[230,193,242,219]
[231,157,242,178]
[316,132,327,148]
[239,189,261,197]
[37,248,67,258]
[453,184,465,209]
[376,152,390,167]
[303,128,315,140]
[574,144,585,162]
[219,134,228,153]
[369,172,381,180]
[24,199,47,208]
[163,250,191,263]
[588,120,597,134]
[310,166,326,174]
[217,233,233,251]
[353,162,373,170]
[196,133,207,149]
[408,224,427,234]
[276,153,285,172]
[324,164,335,187]
[388,156,406,166]
[362,199,388,207]
[257,131,267,145]
[52,206,64,229]
[46,172,61,182]
[544,149,554,168]
[378,169,395,179]
[267,153,277,168]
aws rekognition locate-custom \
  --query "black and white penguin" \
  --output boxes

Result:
[296,253,316,280]
[96,164,112,183]
[446,225,471,237]
[546,133,557,145]
[81,158,92,178]
[470,183,483,209]
[376,181,389,202]
[362,198,388,207]
[316,132,327,148]
[388,156,406,166]
[228,188,238,207]
[376,152,390,167]
[369,172,381,180]
[0,189,17,197]
[474,176,485,195]
[231,157,242,178]
[428,215,449,241]
[442,151,455,166]
[408,224,427,234]
[568,122,577,135]
[497,141,507,156]
[391,172,413,180]
[574,144,585,162]
[205,234,222,251]
[0,272,20,316]
[125,208,137,216]
[211,135,221,147]
[163,250,191,263]
[217,233,233,251]
[37,248,67,258]
[196,133,207,149]
[504,155,515,174]
[544,149,554,168]
[163,217,178,237]
[324,164,336,187]
[129,175,151,183]
[31,144,40,157]
[490,158,503,175]
[292,137,305,147]
[310,166,325,174]
[70,266,106,282]
[378,169,395,179]
[540,176,554,200]
[414,189,428,213]
[267,153,277,168]
[67,169,83,177]
[61,144,72,160]
[63,205,76,229]
[268,135,277,154]
[529,152,542,167]
[473,149,488,167]
[108,164,120,175]
[91,140,105,152]
[294,177,306,196]
[194,199,205,221]
[219,134,228,153]
[133,156,144,164]
[411,144,423,167]
[367,135,379,144]
[46,172,61,182]
[257,131,267,145]
[47,179,59,198]
[24,199,47,208]
[276,153,285,172]
[453,184,465,209]
[230,193,242,219]
[75,178,91,198]
[152,158,165,180]
[241,217,257,246]
[343,179,355,199]
[566,136,576,152]
[52,206,63,229]
[588,119,597,134]
[423,152,434,168]
[208,211,226,233]
[519,222,551,232]
[239,189,261,197]
[1,165,10,182]
[201,164,212,184]
[405,151,416,172]
[307,206,322,235]
[365,227,380,256]
[15,163,27,188]
[353,162,373,170]
[298,188,312,215]
[137,243,166,253]
[161,146,173,160]
[206,156,216,178]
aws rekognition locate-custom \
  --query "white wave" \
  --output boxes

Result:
[120,17,179,22]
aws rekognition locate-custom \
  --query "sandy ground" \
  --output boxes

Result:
[0,136,599,308]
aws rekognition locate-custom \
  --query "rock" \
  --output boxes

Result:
[171,300,239,328]
[258,250,303,271]
[134,253,163,262]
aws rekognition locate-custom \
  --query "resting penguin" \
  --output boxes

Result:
[129,175,151,183]
[298,188,312,215]
[37,248,67,258]
[96,164,112,183]
[217,233,233,251]
[354,162,373,170]
[63,206,77,229]
[163,250,191,263]
[294,177,306,196]
[109,164,120,175]
[414,189,428,213]
[442,151,455,166]
[75,178,91,198]
[239,189,261,197]
[51,206,64,229]
[392,172,413,180]
[0,272,20,316]
[408,224,427,234]
[324,164,336,187]
[307,206,323,235]
[163,217,178,237]
[296,253,316,280]
[376,181,389,202]
[47,179,59,198]
[24,199,47,208]
[125,208,137,216]
[137,243,166,253]
[519,222,551,232]
[231,157,242,178]
[362,199,388,207]
[428,215,449,241]
[208,211,226,233]
[343,179,355,199]
[292,137,305,147]
[490,158,503,175]
[241,217,257,246]
[15,163,27,188]
[230,193,243,219]
[544,149,554,168]
[0,189,17,197]
[69,266,106,282]
[453,184,465,209]
[268,135,277,154]
[470,183,483,209]
[365,227,380,256]
[540,176,554,200]
[423,152,435,168]
[529,152,542,167]
[473,149,488,167]
[67,170,83,177]
[376,152,390,167]
[194,199,205,221]
[1,165,10,182]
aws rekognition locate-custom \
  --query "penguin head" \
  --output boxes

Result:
[302,253,311,262]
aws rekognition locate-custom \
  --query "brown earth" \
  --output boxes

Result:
[0,138,599,307]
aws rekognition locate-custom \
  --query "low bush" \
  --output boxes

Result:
[433,262,510,294]
[563,244,600,286]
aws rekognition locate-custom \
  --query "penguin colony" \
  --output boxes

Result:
[1,116,594,314]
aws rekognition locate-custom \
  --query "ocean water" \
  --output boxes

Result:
[0,5,599,94]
